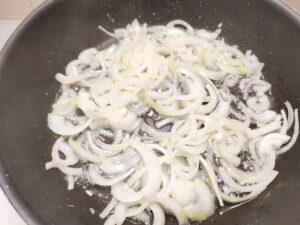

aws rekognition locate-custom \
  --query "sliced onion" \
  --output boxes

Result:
[100,198,118,219]
[258,133,290,155]
[50,137,79,166]
[285,101,294,129]
[154,196,183,223]
[247,95,270,112]
[111,140,162,202]
[45,161,83,176]
[66,175,75,190]
[221,152,276,185]
[89,164,135,186]
[247,120,281,138]
[69,138,102,163]
[48,113,91,136]
[149,203,165,225]
[249,109,276,124]
[219,167,268,193]
[277,109,299,154]
[199,156,224,207]
[221,171,278,203]
[126,201,150,217]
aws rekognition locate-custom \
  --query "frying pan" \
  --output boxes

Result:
[0,0,299,225]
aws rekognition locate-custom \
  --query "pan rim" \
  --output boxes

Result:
[0,1,298,225]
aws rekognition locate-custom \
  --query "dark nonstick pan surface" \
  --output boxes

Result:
[0,1,299,225]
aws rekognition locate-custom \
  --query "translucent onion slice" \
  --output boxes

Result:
[247,120,281,138]
[48,113,91,136]
[68,138,102,163]
[89,164,135,186]
[221,171,278,203]
[125,201,150,217]
[221,151,276,185]
[149,203,165,225]
[219,167,269,193]
[199,156,224,207]
[111,140,162,202]
[50,137,79,166]
[154,196,184,224]
[45,161,83,176]
[258,133,290,155]
[100,198,118,219]
[277,109,299,154]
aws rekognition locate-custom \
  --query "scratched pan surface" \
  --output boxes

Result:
[0,0,299,225]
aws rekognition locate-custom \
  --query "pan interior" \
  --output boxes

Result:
[0,1,299,225]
